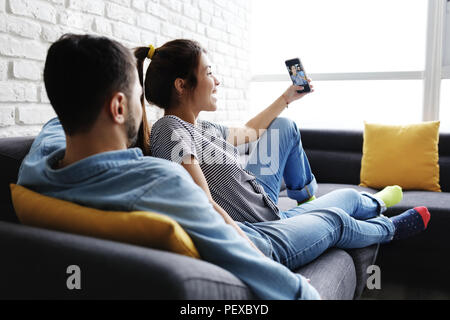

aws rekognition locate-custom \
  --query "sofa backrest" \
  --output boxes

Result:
[0,137,34,223]
[301,129,450,192]
[1,129,449,222]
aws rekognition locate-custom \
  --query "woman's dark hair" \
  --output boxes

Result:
[134,39,207,110]
[44,34,137,136]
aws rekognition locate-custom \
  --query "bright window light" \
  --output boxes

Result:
[250,0,428,74]
[440,79,450,132]
[249,0,428,129]
[444,1,450,66]
[249,80,423,130]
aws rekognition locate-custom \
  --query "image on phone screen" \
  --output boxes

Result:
[285,58,310,93]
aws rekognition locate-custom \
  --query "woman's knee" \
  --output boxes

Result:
[343,188,361,200]
[268,117,300,139]
[331,188,361,203]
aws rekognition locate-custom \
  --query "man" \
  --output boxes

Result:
[16,34,320,300]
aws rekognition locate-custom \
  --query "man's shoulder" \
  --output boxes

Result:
[132,155,191,181]
[126,156,210,214]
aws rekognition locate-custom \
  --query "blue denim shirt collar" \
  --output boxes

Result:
[44,147,144,184]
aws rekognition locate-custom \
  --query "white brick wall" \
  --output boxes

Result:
[0,0,251,138]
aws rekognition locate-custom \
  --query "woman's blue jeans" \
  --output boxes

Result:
[244,117,317,204]
[239,117,396,270]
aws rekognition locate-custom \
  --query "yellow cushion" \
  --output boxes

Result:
[10,184,200,258]
[360,121,441,192]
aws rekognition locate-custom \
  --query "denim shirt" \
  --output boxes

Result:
[17,117,320,300]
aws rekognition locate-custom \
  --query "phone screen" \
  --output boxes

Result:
[285,58,310,93]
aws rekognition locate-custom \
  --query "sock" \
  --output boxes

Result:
[297,195,316,206]
[374,185,403,208]
[390,206,430,241]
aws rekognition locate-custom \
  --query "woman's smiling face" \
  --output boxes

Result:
[190,52,220,112]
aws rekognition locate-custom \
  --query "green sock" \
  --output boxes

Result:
[297,195,316,206]
[374,185,403,208]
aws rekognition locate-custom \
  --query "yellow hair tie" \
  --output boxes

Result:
[147,44,156,60]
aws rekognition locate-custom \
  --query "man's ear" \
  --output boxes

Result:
[108,92,127,124]
[174,78,185,96]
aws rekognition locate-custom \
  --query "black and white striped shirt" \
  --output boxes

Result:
[150,115,280,223]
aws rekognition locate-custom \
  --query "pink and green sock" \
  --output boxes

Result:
[390,206,430,241]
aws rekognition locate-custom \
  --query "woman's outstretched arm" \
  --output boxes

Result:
[226,80,313,146]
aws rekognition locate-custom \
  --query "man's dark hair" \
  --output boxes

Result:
[44,34,136,135]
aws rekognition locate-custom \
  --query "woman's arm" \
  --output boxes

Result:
[226,80,313,146]
[181,155,266,256]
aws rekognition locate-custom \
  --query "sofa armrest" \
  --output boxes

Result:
[0,221,253,299]
[346,244,379,299]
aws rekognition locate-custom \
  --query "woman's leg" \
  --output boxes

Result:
[283,188,386,220]
[244,117,317,204]
[239,207,395,270]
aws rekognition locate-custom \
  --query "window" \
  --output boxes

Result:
[249,0,433,130]
[249,80,423,129]
[441,2,450,131]
[440,79,450,131]
[250,0,427,74]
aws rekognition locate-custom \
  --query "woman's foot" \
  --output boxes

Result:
[374,185,403,208]
[390,206,430,241]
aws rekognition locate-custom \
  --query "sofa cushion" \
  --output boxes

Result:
[360,121,441,192]
[10,184,200,259]
[0,221,252,299]
[301,128,450,192]
[315,183,450,217]
[306,150,363,185]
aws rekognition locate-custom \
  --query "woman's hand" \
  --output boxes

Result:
[282,78,314,105]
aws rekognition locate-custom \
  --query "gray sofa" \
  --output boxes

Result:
[0,134,378,300]
[2,127,448,299]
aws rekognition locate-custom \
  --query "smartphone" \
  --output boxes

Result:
[285,58,311,93]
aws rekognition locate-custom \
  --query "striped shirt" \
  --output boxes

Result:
[150,115,281,223]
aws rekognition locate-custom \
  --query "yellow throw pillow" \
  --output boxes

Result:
[360,121,441,192]
[10,184,200,258]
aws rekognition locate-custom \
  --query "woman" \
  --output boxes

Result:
[133,40,430,265]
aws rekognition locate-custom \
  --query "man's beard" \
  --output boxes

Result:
[125,110,138,148]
